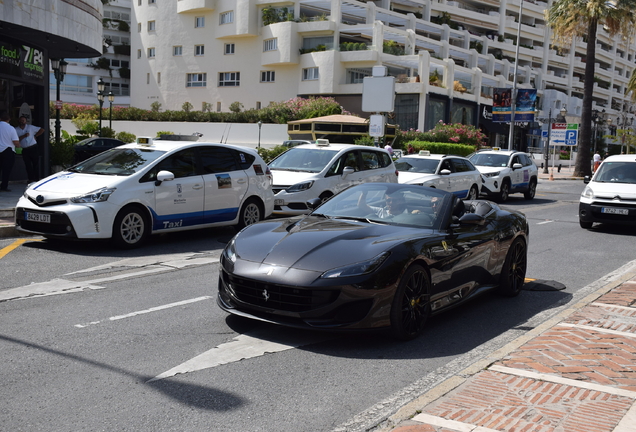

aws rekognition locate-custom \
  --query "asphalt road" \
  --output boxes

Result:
[1,179,635,432]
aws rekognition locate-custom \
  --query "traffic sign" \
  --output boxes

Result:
[55,100,63,109]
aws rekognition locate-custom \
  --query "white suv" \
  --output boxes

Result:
[15,137,274,248]
[395,151,482,200]
[269,140,398,215]
[579,155,636,229]
[468,148,538,202]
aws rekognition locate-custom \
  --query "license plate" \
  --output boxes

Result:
[601,207,629,215]
[25,212,51,223]
[274,199,285,206]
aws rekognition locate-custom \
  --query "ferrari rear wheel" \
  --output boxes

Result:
[390,264,431,340]
[498,238,527,297]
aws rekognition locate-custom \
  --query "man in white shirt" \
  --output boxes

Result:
[15,115,44,183]
[593,151,602,173]
[0,111,20,192]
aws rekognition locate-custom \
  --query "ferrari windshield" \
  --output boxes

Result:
[268,147,339,173]
[394,157,440,173]
[68,148,166,176]
[469,153,509,167]
[594,162,636,183]
[314,183,450,229]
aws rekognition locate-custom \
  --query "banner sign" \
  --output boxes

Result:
[492,88,536,123]
[0,40,45,83]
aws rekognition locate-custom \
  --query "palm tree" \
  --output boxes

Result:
[546,0,636,176]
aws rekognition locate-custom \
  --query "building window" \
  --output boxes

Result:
[149,0,156,3]
[256,101,262,110]
[137,49,142,58]
[219,72,240,87]
[138,23,142,32]
[224,43,235,55]
[148,47,156,58]
[220,11,234,25]
[104,82,130,96]
[261,71,275,82]
[138,0,141,5]
[263,38,278,52]
[147,73,150,84]
[302,67,319,80]
[49,73,92,93]
[148,21,155,31]
[157,72,161,84]
[195,17,205,28]
[195,45,205,56]
[186,73,207,87]
[217,102,222,112]
[173,46,182,56]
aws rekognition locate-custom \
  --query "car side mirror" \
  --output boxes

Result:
[512,163,523,170]
[583,175,590,184]
[306,198,322,210]
[440,169,451,176]
[458,213,485,226]
[342,166,355,177]
[155,170,175,186]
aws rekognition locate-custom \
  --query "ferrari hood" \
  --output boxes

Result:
[233,216,428,272]
[28,172,122,197]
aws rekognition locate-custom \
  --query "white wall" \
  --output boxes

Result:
[52,119,289,149]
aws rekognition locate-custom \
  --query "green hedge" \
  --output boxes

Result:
[405,141,476,157]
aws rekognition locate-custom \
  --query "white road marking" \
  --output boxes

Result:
[148,331,334,382]
[411,413,500,432]
[75,296,213,328]
[536,220,553,225]
[0,279,105,302]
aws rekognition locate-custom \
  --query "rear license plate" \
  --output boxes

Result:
[601,207,629,215]
[25,212,51,223]
[274,199,285,206]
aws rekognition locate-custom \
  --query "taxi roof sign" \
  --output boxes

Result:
[137,137,153,146]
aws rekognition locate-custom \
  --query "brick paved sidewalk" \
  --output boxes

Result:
[385,276,636,432]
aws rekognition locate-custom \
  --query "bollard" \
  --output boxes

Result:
[558,164,562,173]
[540,162,544,169]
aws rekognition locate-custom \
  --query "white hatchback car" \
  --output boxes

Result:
[468,148,538,202]
[395,151,482,200]
[15,137,274,248]
[579,155,636,229]
[268,140,398,215]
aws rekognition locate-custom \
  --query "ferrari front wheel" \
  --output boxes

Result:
[390,264,431,340]
[498,238,527,297]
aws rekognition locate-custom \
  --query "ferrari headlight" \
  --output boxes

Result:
[581,185,594,199]
[70,187,116,203]
[286,181,314,193]
[223,238,238,263]
[321,252,390,279]
[483,171,500,178]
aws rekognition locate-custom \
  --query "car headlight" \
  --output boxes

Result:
[581,185,594,199]
[483,171,500,178]
[286,181,314,193]
[70,187,116,203]
[223,238,238,263]
[321,252,390,279]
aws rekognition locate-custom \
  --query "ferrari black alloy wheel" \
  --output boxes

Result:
[390,264,431,340]
[498,238,527,297]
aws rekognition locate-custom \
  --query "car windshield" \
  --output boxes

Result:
[313,183,450,229]
[269,147,339,173]
[469,153,509,167]
[67,148,166,176]
[394,157,440,174]
[594,162,636,184]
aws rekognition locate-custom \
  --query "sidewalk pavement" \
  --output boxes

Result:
[379,261,636,432]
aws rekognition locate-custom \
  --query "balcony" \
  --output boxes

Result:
[177,0,215,13]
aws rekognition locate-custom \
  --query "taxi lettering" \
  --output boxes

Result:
[163,220,183,228]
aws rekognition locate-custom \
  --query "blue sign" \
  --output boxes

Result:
[565,130,578,146]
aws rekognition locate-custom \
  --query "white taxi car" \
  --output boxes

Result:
[579,155,636,229]
[395,151,482,200]
[15,137,274,248]
[468,148,538,202]
[269,140,398,215]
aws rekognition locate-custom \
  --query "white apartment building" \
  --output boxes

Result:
[132,0,633,148]
[48,0,132,110]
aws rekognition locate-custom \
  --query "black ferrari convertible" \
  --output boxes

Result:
[218,183,528,340]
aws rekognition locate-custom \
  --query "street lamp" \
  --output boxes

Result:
[257,120,262,148]
[108,91,115,129]
[542,105,567,176]
[51,59,68,173]
[591,109,605,155]
[97,78,105,136]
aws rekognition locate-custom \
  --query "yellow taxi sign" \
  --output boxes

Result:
[137,137,153,146]
[492,147,501,151]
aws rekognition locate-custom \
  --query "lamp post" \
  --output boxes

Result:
[97,78,105,136]
[108,91,115,129]
[51,59,68,159]
[257,120,262,148]
[591,109,605,155]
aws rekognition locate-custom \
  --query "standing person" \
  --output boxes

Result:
[384,142,394,156]
[593,150,602,173]
[15,115,44,183]
[0,111,20,192]
[407,143,415,154]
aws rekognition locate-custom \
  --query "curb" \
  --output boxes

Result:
[376,259,636,432]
